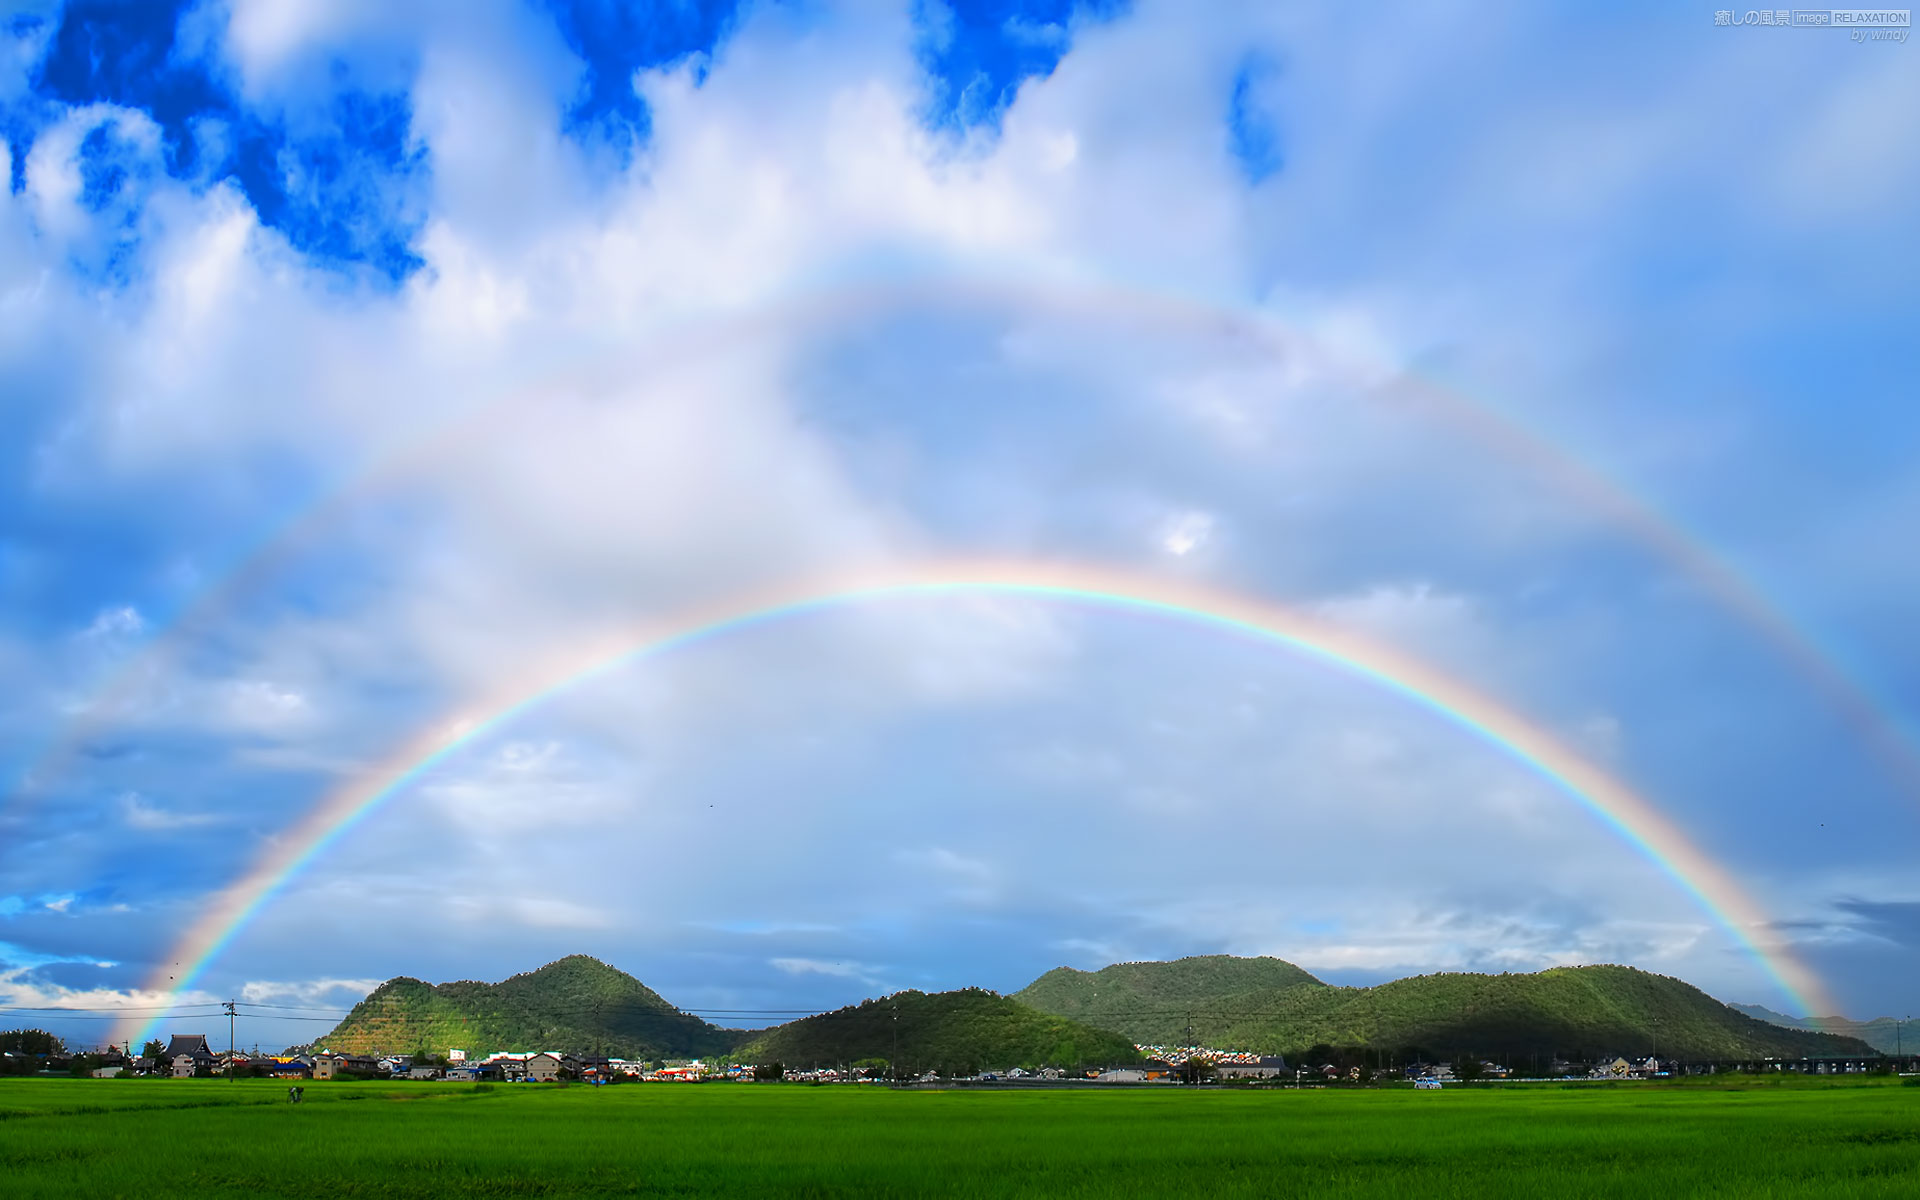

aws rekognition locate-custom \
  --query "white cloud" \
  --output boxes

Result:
[120,792,219,832]
[22,103,164,244]
[1158,510,1214,557]
[444,893,614,931]
[0,965,214,1024]
[893,847,999,906]
[771,957,882,983]
[81,607,146,640]
[237,977,384,1006]
[221,680,311,730]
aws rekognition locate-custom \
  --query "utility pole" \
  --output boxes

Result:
[224,1001,237,1082]
[891,1004,899,1084]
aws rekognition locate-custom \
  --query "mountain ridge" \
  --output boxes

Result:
[313,953,1881,1065]
[1015,958,1877,1061]
[1728,1003,1909,1056]
[313,955,742,1060]
[735,987,1142,1073]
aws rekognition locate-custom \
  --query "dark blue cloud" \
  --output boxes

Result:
[914,0,1125,132]
[24,0,426,282]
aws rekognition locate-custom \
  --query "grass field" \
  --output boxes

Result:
[4,1076,1918,1198]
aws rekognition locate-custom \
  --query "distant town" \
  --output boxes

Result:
[11,1033,1894,1087]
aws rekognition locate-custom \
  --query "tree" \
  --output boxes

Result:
[753,1062,785,1081]
[141,1039,166,1061]
[1453,1057,1485,1083]
[0,1029,63,1055]
[1180,1055,1217,1085]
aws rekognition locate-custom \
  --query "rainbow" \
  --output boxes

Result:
[123,560,1835,1046]
[21,268,1920,832]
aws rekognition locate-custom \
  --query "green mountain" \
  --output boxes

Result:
[1017,958,1877,1061]
[1728,1004,1911,1056]
[315,956,742,1060]
[736,988,1142,1074]
[1016,955,1325,1042]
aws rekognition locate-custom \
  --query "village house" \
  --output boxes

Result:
[313,1053,380,1080]
[484,1053,532,1082]
[89,1048,130,1078]
[164,1034,216,1078]
[651,1063,702,1081]
[526,1052,578,1082]
[1214,1056,1290,1080]
[1098,1058,1183,1083]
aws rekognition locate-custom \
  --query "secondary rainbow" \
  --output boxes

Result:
[23,269,1920,832]
[124,560,1835,1046]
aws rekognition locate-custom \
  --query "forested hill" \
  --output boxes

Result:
[736,989,1142,1074]
[314,956,743,1059]
[1018,959,1876,1061]
[1015,955,1325,1042]
[1729,1004,1906,1055]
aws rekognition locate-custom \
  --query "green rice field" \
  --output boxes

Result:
[4,1076,1918,1198]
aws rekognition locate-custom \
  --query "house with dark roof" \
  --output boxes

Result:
[164,1034,216,1078]
[164,1034,211,1059]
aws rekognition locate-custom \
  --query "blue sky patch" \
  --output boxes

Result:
[1226,53,1281,184]
[540,0,748,159]
[26,0,427,283]
[914,0,1126,132]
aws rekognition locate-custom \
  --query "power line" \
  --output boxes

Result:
[227,1001,360,1013]
[0,1011,224,1022]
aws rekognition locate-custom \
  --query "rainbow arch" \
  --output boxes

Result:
[123,560,1834,1046]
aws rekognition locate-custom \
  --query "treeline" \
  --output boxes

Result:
[1,1028,118,1076]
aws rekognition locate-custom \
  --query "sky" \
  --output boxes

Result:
[1,0,1917,1054]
